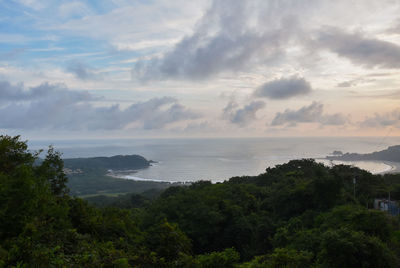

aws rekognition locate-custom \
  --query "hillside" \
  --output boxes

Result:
[62,154,172,196]
[327,145,400,162]
[64,154,152,172]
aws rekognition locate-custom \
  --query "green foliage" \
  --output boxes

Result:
[64,154,150,171]
[240,248,312,268]
[195,248,240,268]
[0,135,36,173]
[1,136,400,267]
[36,146,69,196]
[317,228,398,267]
[145,219,192,262]
[67,171,171,196]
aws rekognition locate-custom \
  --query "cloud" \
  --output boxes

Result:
[337,81,355,88]
[386,20,400,35]
[15,0,48,10]
[0,81,200,130]
[66,61,100,80]
[0,80,92,102]
[222,100,265,127]
[336,77,373,88]
[315,27,400,69]
[360,110,400,128]
[132,0,301,81]
[254,76,312,99]
[58,1,92,19]
[271,101,347,126]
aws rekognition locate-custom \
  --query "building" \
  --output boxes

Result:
[374,199,400,216]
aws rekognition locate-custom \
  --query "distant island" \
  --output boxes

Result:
[327,145,400,162]
[331,150,343,156]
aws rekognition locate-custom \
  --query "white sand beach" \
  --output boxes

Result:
[318,159,398,175]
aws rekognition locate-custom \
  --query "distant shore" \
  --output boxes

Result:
[381,161,400,174]
[318,158,400,175]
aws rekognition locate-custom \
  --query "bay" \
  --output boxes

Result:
[28,137,400,182]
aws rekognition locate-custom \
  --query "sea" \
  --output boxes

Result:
[28,137,400,183]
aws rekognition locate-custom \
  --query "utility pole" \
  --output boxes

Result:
[353,177,356,199]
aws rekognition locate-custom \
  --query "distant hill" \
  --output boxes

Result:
[64,154,151,172]
[327,145,400,162]
[61,154,173,197]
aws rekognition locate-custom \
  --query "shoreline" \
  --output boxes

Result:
[106,158,400,184]
[381,161,400,174]
[318,158,400,175]
[107,171,190,184]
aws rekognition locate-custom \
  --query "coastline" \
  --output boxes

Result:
[107,170,190,184]
[381,161,400,174]
[318,158,400,175]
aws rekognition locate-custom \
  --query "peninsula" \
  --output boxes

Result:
[327,145,400,162]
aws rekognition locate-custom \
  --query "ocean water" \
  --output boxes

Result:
[28,137,400,182]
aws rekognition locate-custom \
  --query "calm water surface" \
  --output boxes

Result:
[28,137,400,182]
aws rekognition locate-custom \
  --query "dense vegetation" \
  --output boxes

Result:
[67,170,171,197]
[1,135,400,267]
[64,155,151,171]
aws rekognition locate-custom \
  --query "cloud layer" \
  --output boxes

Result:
[131,0,400,83]
[360,110,400,128]
[0,81,199,130]
[132,0,301,81]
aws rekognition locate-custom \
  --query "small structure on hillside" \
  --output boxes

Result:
[374,199,400,216]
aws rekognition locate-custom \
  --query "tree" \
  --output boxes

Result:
[317,228,399,267]
[0,135,36,174]
[36,146,69,196]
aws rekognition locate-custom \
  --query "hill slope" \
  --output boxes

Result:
[63,154,172,196]
[327,145,400,162]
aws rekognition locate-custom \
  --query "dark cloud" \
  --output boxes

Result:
[222,100,265,127]
[315,27,400,69]
[271,101,347,126]
[66,61,99,80]
[132,0,301,81]
[0,81,200,130]
[254,76,312,99]
[360,110,400,128]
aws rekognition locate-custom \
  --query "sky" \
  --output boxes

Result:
[1,0,400,139]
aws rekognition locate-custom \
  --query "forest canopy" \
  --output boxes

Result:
[0,135,400,267]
